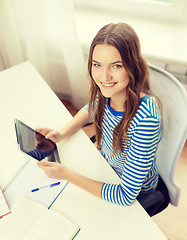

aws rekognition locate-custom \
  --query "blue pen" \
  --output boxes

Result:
[30,182,61,192]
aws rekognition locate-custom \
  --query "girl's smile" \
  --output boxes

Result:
[100,81,117,88]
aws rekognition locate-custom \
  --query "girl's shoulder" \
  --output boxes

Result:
[127,94,161,135]
[137,94,161,120]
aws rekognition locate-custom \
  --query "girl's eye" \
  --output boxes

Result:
[113,64,122,69]
[93,63,101,67]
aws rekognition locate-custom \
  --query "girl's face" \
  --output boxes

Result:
[91,44,130,110]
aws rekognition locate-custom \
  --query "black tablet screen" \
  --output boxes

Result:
[14,119,60,163]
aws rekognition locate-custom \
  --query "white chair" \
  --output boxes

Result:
[149,63,187,207]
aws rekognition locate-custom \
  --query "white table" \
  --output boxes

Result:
[0,62,167,239]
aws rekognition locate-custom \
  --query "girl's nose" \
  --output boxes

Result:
[101,68,112,82]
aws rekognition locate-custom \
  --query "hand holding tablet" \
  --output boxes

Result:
[35,128,64,143]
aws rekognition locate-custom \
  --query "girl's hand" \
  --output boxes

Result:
[37,161,67,179]
[35,128,64,143]
[38,161,103,198]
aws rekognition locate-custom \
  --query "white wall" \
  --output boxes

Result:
[73,5,187,89]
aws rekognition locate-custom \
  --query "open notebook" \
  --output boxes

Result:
[0,197,80,240]
[0,188,11,218]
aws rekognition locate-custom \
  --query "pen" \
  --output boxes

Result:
[30,182,61,192]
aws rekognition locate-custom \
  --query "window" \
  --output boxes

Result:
[74,0,187,22]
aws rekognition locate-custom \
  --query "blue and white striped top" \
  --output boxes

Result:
[82,95,162,206]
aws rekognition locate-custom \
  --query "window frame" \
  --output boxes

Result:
[74,0,187,23]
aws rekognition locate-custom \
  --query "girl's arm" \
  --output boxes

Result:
[38,116,160,206]
[101,116,161,206]
[36,109,90,143]
[37,161,103,198]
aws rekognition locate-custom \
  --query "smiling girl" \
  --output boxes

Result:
[37,23,164,214]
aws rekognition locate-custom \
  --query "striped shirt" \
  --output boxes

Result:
[82,95,162,206]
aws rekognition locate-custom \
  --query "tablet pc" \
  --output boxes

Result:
[14,119,61,163]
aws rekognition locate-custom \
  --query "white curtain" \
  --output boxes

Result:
[0,0,89,109]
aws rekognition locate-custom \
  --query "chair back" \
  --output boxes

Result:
[149,64,187,206]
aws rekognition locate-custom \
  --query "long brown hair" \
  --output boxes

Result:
[88,23,158,152]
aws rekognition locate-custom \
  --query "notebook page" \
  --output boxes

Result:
[4,160,68,208]
[0,197,45,240]
[24,210,79,240]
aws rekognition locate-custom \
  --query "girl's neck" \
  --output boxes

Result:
[109,98,126,112]
[109,92,146,112]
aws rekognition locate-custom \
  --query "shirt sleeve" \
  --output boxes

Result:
[81,103,95,122]
[101,116,161,206]
[81,103,89,114]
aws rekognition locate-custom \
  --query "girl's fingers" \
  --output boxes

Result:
[37,161,52,168]
[35,128,53,137]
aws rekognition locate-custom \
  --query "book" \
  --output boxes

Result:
[0,187,11,218]
[0,197,80,240]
